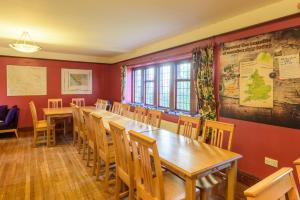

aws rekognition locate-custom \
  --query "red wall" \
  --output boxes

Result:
[107,14,300,181]
[0,56,112,127]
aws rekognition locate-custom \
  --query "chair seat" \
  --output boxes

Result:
[36,120,54,130]
[153,171,199,200]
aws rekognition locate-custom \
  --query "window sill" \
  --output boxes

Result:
[128,103,199,117]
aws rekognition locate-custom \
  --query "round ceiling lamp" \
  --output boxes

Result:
[9,31,41,53]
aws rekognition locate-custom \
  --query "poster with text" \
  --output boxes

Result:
[220,27,300,129]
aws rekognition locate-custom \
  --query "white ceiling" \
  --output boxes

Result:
[0,0,284,59]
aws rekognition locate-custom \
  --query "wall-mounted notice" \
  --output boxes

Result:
[220,27,300,129]
[278,54,300,79]
[7,65,47,96]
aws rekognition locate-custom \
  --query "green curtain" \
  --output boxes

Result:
[120,65,127,102]
[192,46,217,121]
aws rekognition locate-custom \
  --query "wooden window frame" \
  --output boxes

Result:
[132,59,197,114]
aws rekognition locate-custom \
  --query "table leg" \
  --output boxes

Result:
[185,177,196,200]
[227,160,237,200]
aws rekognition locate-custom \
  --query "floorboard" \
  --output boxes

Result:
[0,131,248,200]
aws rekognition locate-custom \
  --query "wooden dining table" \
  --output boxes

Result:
[43,106,96,123]
[84,108,242,200]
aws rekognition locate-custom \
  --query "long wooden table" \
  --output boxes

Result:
[85,108,242,200]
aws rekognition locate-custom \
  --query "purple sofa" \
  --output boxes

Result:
[0,105,19,138]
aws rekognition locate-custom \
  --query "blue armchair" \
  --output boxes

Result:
[0,105,19,138]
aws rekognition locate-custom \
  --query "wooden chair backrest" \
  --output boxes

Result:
[96,99,108,110]
[145,110,162,128]
[244,168,299,200]
[73,106,83,132]
[111,102,121,114]
[109,121,133,182]
[71,104,79,128]
[120,104,131,117]
[133,106,147,122]
[294,158,300,184]
[202,120,235,151]
[72,98,85,107]
[48,98,63,108]
[176,115,201,140]
[129,130,164,200]
[90,113,109,159]
[29,101,38,129]
[82,109,94,142]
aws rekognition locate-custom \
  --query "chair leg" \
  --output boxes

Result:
[77,136,82,153]
[87,146,91,167]
[82,138,87,160]
[200,188,211,200]
[53,128,56,146]
[104,161,110,191]
[33,130,37,147]
[129,181,134,200]
[96,157,102,181]
[115,173,122,199]
[14,129,19,138]
[47,129,50,147]
[63,120,66,136]
[93,148,97,175]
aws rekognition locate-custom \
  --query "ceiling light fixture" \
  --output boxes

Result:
[9,31,41,53]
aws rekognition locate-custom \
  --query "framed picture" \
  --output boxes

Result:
[61,68,92,94]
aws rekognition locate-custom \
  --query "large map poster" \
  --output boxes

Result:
[7,65,47,96]
[220,27,300,129]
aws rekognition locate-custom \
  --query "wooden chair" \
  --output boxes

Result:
[294,158,300,184]
[129,130,193,200]
[111,102,121,114]
[48,98,67,136]
[244,168,299,200]
[72,98,85,107]
[29,101,55,147]
[120,104,131,117]
[90,113,115,191]
[96,99,108,110]
[198,120,235,200]
[133,106,147,123]
[145,109,162,128]
[73,106,86,154]
[82,109,97,174]
[202,120,235,151]
[109,121,135,200]
[176,115,201,140]
[48,98,63,108]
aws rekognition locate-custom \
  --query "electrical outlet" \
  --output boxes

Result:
[265,157,278,168]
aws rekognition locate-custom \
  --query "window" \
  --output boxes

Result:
[176,61,191,111]
[134,69,142,103]
[159,64,171,107]
[132,59,196,113]
[144,67,155,105]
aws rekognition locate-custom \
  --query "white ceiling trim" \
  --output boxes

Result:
[0,46,113,63]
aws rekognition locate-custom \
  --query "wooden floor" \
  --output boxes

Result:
[0,131,248,200]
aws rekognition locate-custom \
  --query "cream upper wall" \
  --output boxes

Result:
[110,0,300,63]
[1,0,299,64]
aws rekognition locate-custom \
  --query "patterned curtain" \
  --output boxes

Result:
[192,46,217,121]
[120,65,127,102]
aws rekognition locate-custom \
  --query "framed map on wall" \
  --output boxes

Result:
[7,65,47,96]
[61,68,92,94]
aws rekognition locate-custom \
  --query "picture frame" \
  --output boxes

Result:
[61,68,92,94]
